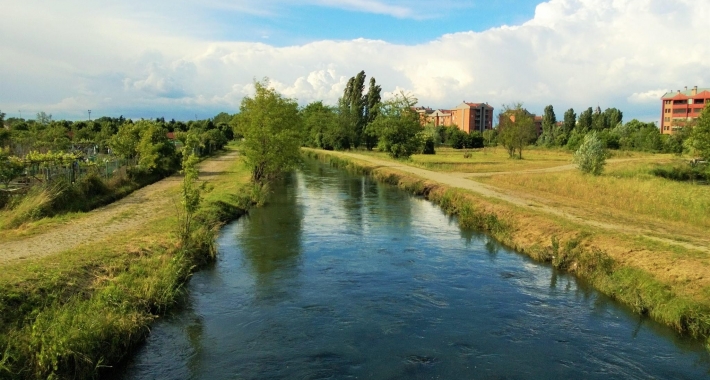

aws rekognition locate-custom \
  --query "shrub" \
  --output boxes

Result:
[422,136,436,155]
[574,132,606,175]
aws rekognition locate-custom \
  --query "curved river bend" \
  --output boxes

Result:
[120,160,709,379]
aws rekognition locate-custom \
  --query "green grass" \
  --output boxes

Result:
[0,145,254,379]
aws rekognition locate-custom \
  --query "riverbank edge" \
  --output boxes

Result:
[303,149,710,349]
[0,149,253,379]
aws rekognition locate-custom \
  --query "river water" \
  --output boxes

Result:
[120,159,710,379]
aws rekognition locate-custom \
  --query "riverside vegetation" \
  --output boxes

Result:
[0,143,258,379]
[0,79,298,379]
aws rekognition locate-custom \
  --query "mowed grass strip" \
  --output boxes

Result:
[356,147,572,172]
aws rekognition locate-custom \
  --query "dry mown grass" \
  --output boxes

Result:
[357,147,573,172]
[475,158,710,238]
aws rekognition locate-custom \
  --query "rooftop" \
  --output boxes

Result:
[662,87,710,99]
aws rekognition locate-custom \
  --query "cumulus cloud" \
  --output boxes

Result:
[1,0,709,122]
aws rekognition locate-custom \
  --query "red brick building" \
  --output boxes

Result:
[450,102,494,133]
[660,86,710,134]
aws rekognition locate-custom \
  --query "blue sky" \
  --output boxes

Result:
[1,0,709,123]
[206,1,541,45]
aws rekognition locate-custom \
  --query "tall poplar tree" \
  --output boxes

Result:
[538,105,557,147]
[363,77,382,150]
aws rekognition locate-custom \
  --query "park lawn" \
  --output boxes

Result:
[473,157,710,244]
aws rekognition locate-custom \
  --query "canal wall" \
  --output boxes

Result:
[303,149,710,350]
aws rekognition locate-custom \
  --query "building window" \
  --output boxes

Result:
[664,117,670,122]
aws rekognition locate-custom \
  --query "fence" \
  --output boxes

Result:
[4,157,136,194]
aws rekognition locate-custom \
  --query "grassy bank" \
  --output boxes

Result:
[304,149,710,349]
[0,146,254,379]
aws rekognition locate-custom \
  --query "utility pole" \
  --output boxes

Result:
[18,110,21,119]
[88,110,92,121]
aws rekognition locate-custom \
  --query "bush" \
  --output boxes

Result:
[422,136,436,155]
[651,163,709,182]
[574,132,606,175]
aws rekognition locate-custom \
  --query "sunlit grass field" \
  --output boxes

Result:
[475,158,710,234]
[359,146,661,173]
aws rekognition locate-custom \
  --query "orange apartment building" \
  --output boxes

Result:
[426,109,453,127]
[660,86,710,134]
[416,102,492,133]
[450,102,494,133]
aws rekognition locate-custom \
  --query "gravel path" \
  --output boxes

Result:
[0,151,240,263]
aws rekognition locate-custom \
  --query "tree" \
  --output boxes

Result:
[238,79,302,183]
[538,105,557,146]
[577,107,593,132]
[687,104,710,161]
[363,77,382,150]
[498,103,537,159]
[482,128,497,147]
[0,148,24,188]
[36,112,53,126]
[177,131,202,247]
[301,101,342,150]
[136,121,176,174]
[574,131,606,175]
[366,91,422,159]
[109,122,143,159]
[339,71,367,148]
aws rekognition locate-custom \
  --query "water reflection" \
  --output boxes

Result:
[238,174,303,277]
[120,159,710,380]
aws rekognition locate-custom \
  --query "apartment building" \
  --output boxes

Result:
[427,110,453,127]
[450,102,494,133]
[660,86,710,134]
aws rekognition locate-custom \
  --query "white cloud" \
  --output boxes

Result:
[1,0,709,122]
[628,89,668,104]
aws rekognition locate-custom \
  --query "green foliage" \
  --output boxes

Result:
[538,105,557,146]
[687,104,710,161]
[0,149,24,188]
[498,103,537,159]
[238,79,302,183]
[651,163,709,183]
[482,128,497,147]
[366,92,423,159]
[109,122,142,159]
[421,134,436,155]
[364,77,382,150]
[178,132,202,248]
[136,122,177,174]
[577,107,593,132]
[301,101,348,150]
[574,131,606,175]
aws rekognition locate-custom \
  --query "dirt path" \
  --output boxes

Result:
[0,151,240,264]
[337,152,710,254]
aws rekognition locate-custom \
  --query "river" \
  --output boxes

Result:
[119,159,710,379]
